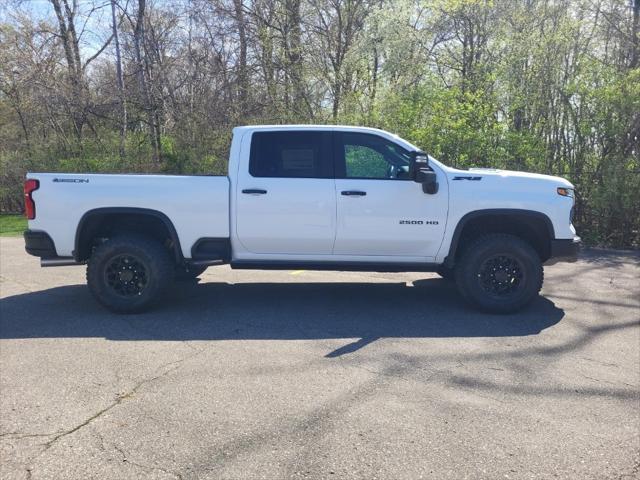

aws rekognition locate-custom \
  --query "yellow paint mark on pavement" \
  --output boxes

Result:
[290,270,306,275]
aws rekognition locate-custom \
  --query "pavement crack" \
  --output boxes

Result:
[43,403,117,449]
[580,357,620,368]
[112,443,183,479]
[42,347,203,451]
[580,374,638,388]
[0,431,59,440]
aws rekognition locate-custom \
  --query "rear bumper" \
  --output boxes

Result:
[24,230,57,258]
[546,236,581,265]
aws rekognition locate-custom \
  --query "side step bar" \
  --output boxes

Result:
[41,257,82,267]
[189,259,226,268]
[40,257,226,268]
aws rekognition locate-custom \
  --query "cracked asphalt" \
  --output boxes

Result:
[1,237,639,480]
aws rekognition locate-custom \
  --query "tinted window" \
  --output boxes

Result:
[250,131,332,178]
[337,133,412,180]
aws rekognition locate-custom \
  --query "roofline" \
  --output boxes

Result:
[233,124,389,132]
[231,124,434,161]
[232,124,410,142]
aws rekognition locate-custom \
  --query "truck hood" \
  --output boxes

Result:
[454,167,574,188]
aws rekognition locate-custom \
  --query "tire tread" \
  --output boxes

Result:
[86,234,173,313]
[454,233,543,313]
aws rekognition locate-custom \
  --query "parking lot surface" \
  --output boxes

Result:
[1,237,639,479]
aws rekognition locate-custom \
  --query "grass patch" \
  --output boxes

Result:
[0,214,27,237]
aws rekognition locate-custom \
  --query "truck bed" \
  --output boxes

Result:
[26,173,230,259]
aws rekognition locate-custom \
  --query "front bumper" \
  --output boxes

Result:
[24,230,58,258]
[546,236,581,265]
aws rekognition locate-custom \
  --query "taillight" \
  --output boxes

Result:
[24,179,39,220]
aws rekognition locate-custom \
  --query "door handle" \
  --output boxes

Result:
[242,189,267,195]
[341,190,366,196]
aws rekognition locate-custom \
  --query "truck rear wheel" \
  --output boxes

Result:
[455,234,543,313]
[86,234,173,313]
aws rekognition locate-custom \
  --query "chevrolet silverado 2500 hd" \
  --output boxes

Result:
[23,125,580,313]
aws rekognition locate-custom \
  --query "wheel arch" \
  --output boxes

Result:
[74,207,183,263]
[444,209,555,267]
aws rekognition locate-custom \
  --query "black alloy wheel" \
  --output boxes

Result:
[87,234,173,313]
[477,254,525,298]
[454,234,543,313]
[104,254,149,297]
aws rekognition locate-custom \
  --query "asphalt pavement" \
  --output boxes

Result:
[1,237,639,479]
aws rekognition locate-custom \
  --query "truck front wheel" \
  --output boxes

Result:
[86,234,173,313]
[455,234,543,313]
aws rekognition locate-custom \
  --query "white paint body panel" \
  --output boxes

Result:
[27,125,577,265]
[235,177,336,254]
[333,177,448,259]
[433,165,575,263]
[27,174,229,258]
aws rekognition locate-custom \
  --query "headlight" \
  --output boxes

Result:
[557,187,574,198]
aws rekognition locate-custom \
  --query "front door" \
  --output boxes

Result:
[333,132,448,259]
[235,130,336,255]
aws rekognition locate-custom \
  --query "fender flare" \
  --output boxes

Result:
[444,208,555,267]
[74,207,183,262]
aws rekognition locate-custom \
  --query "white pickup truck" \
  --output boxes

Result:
[23,125,580,313]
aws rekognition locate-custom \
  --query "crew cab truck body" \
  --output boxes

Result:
[23,125,580,313]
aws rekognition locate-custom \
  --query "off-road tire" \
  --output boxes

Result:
[455,234,543,313]
[175,265,207,281]
[87,234,173,313]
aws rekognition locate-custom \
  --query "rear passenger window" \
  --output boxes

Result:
[249,131,332,178]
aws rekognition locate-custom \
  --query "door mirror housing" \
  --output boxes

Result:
[409,151,429,176]
[416,170,439,194]
[410,151,439,194]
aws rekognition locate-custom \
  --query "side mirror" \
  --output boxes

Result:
[410,151,439,194]
[409,151,429,177]
[416,170,439,194]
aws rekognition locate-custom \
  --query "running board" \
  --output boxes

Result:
[41,257,82,267]
[230,260,439,273]
[189,259,227,267]
[40,256,225,268]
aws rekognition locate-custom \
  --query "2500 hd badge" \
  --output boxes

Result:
[399,220,439,225]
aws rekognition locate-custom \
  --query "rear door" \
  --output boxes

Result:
[333,132,448,258]
[235,130,336,255]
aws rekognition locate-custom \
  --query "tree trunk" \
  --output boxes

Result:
[369,45,379,122]
[286,0,305,117]
[49,0,85,140]
[233,0,248,118]
[632,0,639,68]
[133,0,160,164]
[111,0,127,159]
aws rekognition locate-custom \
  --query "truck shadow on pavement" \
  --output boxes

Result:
[0,278,564,356]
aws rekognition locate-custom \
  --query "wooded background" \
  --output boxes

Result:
[0,0,638,246]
